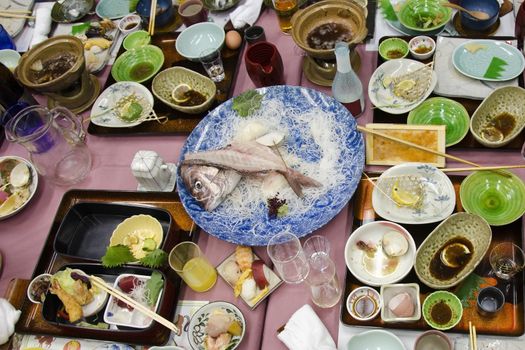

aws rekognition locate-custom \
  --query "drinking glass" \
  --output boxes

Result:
[267,232,309,284]
[199,48,225,83]
[272,0,298,34]
[489,242,525,280]
[304,235,331,259]
[305,253,342,308]
[169,241,217,292]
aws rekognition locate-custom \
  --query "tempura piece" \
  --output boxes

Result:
[235,246,253,272]
[50,281,83,323]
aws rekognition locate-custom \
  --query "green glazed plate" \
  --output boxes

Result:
[96,0,134,19]
[407,97,470,147]
[111,45,164,83]
[398,0,451,33]
[422,291,463,330]
[453,40,525,81]
[379,0,445,36]
[460,170,525,226]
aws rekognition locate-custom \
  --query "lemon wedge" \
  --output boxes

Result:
[171,83,191,104]
[391,180,420,207]
[0,194,18,216]
[395,79,416,92]
[440,242,471,268]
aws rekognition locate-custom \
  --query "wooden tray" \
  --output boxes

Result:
[373,36,525,150]
[341,175,525,336]
[7,189,195,345]
[87,29,244,136]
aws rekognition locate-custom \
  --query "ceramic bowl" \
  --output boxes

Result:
[346,329,407,350]
[470,86,525,148]
[477,286,505,317]
[460,170,525,226]
[379,38,409,60]
[152,67,216,114]
[415,213,492,289]
[0,156,39,220]
[136,0,175,28]
[203,0,241,11]
[398,0,451,33]
[118,14,142,35]
[345,221,416,286]
[372,163,455,224]
[27,273,52,304]
[407,97,470,146]
[290,0,367,60]
[408,36,436,60]
[380,283,421,323]
[109,214,163,259]
[422,291,463,330]
[188,301,245,350]
[111,45,164,83]
[175,22,225,62]
[414,330,453,350]
[123,30,151,51]
[0,49,21,71]
[346,286,382,321]
[460,0,499,31]
[51,0,94,23]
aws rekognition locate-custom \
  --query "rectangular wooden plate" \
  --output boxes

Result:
[373,35,525,150]
[9,190,196,345]
[87,29,243,136]
[341,176,525,336]
[364,123,446,167]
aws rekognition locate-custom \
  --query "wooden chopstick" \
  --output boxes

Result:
[357,125,480,168]
[0,9,32,13]
[0,13,34,19]
[89,275,179,334]
[148,0,157,36]
[362,173,398,206]
[469,321,477,350]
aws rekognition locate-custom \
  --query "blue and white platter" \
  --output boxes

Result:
[177,85,365,246]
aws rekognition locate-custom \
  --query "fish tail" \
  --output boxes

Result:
[282,168,322,198]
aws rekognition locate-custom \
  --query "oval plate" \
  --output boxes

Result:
[369,58,437,115]
[96,0,132,19]
[453,40,525,81]
[0,156,38,220]
[372,163,455,224]
[177,86,365,246]
[90,82,154,128]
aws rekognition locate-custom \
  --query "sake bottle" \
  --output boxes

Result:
[332,41,364,118]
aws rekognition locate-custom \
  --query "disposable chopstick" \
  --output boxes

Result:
[89,275,179,334]
[0,9,32,13]
[148,0,157,36]
[0,13,34,19]
[357,125,480,168]
[469,321,477,350]
[362,173,398,206]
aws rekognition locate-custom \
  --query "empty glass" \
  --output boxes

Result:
[304,235,331,260]
[489,242,525,280]
[267,232,309,284]
[199,48,225,83]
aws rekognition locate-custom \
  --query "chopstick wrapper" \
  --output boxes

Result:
[230,0,263,29]
[30,7,52,48]
[0,298,21,345]
[277,304,337,350]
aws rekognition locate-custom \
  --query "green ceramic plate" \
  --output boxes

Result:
[460,170,525,226]
[407,97,470,146]
[422,291,463,331]
[378,38,409,60]
[111,45,164,83]
[398,0,451,33]
[96,0,133,19]
[453,40,525,82]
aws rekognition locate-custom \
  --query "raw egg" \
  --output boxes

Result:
[225,30,242,50]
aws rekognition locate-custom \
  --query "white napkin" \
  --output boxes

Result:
[229,0,264,29]
[0,298,21,345]
[30,6,52,48]
[277,305,337,350]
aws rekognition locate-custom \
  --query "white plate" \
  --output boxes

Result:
[69,269,109,317]
[344,221,416,287]
[368,59,437,115]
[90,82,154,128]
[0,156,38,220]
[372,163,455,224]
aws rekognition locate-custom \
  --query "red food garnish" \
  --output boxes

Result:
[117,276,140,294]
[116,299,134,311]
[267,195,286,219]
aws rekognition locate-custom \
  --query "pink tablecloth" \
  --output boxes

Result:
[1,7,525,350]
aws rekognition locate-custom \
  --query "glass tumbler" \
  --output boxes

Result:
[199,48,225,83]
[169,241,217,292]
[306,254,341,308]
[267,232,309,284]
[489,242,525,280]
[272,0,298,34]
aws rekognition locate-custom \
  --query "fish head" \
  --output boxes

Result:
[180,165,224,211]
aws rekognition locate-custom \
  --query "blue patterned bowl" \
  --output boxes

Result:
[460,0,499,31]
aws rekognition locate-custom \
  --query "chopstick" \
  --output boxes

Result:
[89,275,180,334]
[0,9,32,13]
[362,173,398,206]
[357,125,481,168]
[0,12,34,19]
[469,321,477,350]
[148,0,157,36]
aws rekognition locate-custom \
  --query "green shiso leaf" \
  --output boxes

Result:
[101,245,137,268]
[140,249,168,268]
[146,271,163,306]
[379,0,398,22]
[232,90,263,117]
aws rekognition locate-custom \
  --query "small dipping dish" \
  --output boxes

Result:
[27,273,52,304]
[477,286,505,317]
[379,38,409,61]
[118,14,142,35]
[409,36,436,60]
[346,286,382,321]
[414,330,453,350]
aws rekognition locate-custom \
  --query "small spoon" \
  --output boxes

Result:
[441,2,491,20]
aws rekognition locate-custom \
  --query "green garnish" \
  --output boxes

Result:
[277,204,289,218]
[102,245,137,268]
[232,90,263,117]
[140,249,168,268]
[146,271,163,306]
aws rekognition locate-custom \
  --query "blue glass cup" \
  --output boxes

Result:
[0,24,15,50]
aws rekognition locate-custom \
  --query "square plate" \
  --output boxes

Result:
[216,249,283,310]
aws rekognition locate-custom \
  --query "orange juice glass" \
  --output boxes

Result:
[169,241,217,292]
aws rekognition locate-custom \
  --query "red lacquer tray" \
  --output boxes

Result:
[341,175,525,336]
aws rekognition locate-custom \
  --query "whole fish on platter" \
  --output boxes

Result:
[180,141,321,211]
